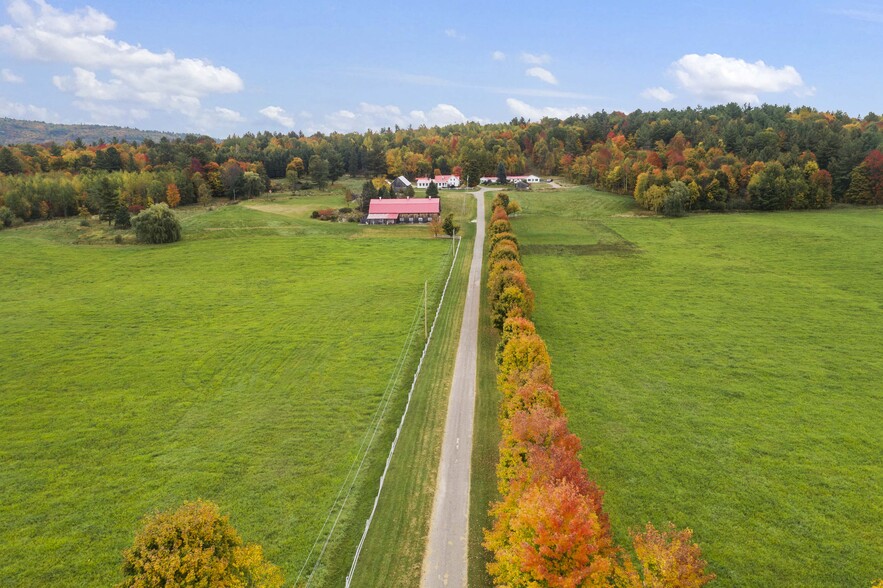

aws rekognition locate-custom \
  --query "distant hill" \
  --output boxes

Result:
[0,117,189,145]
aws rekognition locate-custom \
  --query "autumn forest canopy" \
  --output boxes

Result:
[1,103,882,227]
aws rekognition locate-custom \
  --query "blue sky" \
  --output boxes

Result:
[0,0,881,136]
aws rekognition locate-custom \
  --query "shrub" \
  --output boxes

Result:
[119,500,283,588]
[310,210,320,219]
[79,219,90,227]
[0,206,12,228]
[130,203,182,244]
[338,207,353,213]
[114,234,123,244]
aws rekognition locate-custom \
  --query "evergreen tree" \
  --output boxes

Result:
[360,180,377,213]
[0,147,23,175]
[497,161,508,184]
[426,181,439,197]
[96,175,120,225]
[442,213,460,237]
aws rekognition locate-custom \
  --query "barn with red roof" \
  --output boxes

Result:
[366,197,441,225]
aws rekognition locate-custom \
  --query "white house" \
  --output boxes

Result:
[415,175,460,189]
[480,174,542,184]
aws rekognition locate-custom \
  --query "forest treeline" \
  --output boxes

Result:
[1,103,882,225]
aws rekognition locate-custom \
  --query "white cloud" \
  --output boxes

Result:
[671,53,810,103]
[492,50,506,61]
[259,106,294,127]
[0,96,53,120]
[214,107,245,123]
[316,102,476,133]
[525,66,558,85]
[642,86,675,102]
[444,28,463,39]
[1,68,23,83]
[0,0,243,126]
[521,52,551,65]
[506,98,590,120]
[409,104,468,127]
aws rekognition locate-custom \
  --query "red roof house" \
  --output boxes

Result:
[366,198,441,224]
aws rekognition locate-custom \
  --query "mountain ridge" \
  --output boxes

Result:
[0,117,192,145]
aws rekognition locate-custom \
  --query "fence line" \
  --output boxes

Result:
[344,236,462,587]
[293,301,422,587]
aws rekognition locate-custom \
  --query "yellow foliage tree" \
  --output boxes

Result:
[119,500,283,588]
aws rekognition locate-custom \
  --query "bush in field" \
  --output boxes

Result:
[118,500,283,588]
[130,203,181,244]
[662,181,688,217]
[0,206,13,228]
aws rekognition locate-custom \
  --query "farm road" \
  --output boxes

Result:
[421,189,486,587]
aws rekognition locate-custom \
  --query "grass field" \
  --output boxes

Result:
[0,187,463,586]
[511,187,882,586]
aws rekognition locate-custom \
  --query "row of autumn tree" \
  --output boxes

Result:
[483,194,715,587]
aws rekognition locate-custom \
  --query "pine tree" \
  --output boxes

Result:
[97,175,120,225]
[426,181,439,197]
[497,161,508,184]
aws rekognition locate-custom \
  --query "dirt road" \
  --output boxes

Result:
[420,189,486,587]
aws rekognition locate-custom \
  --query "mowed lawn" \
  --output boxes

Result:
[0,195,452,586]
[515,187,882,587]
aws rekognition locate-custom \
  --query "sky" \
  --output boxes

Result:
[0,0,881,137]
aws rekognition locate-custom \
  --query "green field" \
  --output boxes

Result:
[0,189,460,586]
[511,186,882,586]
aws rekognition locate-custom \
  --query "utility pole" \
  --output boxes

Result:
[424,281,428,339]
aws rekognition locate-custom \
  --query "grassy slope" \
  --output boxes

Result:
[516,186,883,587]
[468,191,502,587]
[0,189,453,587]
[348,191,476,587]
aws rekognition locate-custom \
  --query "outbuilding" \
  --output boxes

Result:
[366,197,441,224]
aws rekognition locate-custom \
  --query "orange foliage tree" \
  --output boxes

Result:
[165,183,181,208]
